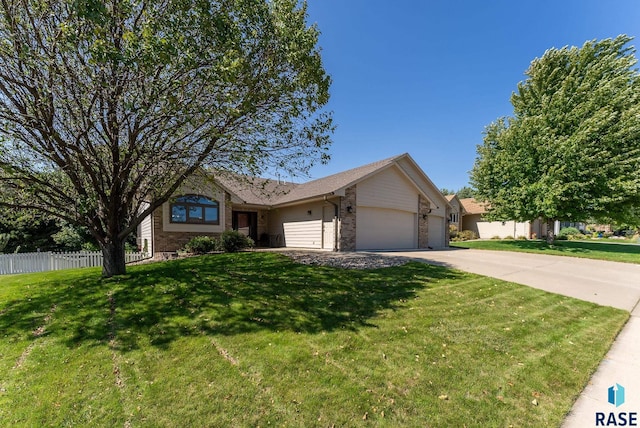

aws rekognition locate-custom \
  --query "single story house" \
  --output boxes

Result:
[138,153,451,258]
[459,198,543,239]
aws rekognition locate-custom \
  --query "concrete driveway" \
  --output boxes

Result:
[376,248,640,427]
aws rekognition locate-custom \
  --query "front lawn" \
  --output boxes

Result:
[0,252,628,426]
[451,239,640,264]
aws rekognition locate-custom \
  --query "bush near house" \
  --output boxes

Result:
[184,236,218,254]
[183,231,254,255]
[450,230,477,242]
[449,224,458,240]
[219,230,254,253]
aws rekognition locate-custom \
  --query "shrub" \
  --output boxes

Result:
[82,242,100,251]
[503,235,514,240]
[557,227,582,240]
[184,236,218,254]
[449,224,458,240]
[490,235,502,240]
[452,230,477,241]
[516,235,528,240]
[219,230,254,253]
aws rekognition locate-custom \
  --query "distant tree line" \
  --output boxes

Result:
[440,186,476,199]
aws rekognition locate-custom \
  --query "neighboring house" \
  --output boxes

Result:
[459,198,543,239]
[445,194,466,232]
[556,221,587,234]
[138,153,452,257]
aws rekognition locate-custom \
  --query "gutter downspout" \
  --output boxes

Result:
[325,196,339,252]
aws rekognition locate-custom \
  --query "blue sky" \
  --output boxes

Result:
[303,0,640,191]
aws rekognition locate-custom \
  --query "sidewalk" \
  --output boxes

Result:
[376,249,640,427]
[562,315,640,427]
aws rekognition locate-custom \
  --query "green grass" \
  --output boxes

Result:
[0,252,628,426]
[451,239,640,264]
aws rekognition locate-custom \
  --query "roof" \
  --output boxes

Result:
[273,154,401,205]
[445,194,468,214]
[214,173,298,206]
[212,153,450,209]
[459,198,488,215]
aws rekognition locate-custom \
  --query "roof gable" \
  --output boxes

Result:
[445,194,467,214]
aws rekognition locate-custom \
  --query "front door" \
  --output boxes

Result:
[232,211,258,242]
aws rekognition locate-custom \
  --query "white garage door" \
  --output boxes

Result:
[427,215,446,248]
[356,207,417,250]
[283,220,322,248]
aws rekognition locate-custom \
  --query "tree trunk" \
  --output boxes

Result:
[101,239,127,277]
[546,219,556,245]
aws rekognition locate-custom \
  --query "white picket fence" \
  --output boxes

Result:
[0,251,150,275]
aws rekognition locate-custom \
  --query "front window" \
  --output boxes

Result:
[170,195,219,224]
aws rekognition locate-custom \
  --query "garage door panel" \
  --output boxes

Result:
[427,215,445,248]
[283,220,322,248]
[357,207,416,250]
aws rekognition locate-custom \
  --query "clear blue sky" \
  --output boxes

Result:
[303,0,640,191]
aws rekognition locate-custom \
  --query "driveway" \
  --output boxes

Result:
[375,248,640,427]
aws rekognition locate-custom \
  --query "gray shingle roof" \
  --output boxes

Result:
[214,173,298,206]
[215,153,411,207]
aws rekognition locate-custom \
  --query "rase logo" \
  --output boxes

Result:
[596,383,637,427]
[610,384,626,407]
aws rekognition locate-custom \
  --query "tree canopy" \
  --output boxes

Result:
[471,35,640,239]
[0,0,333,276]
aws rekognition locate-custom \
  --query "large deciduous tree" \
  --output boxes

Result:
[0,0,333,276]
[471,35,640,242]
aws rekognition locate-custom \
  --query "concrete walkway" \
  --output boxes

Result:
[376,248,640,427]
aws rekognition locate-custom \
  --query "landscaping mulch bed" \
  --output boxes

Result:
[276,250,409,269]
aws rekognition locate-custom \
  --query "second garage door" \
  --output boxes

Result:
[356,207,417,250]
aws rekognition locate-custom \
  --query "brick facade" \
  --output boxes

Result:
[444,205,451,245]
[152,209,224,256]
[339,185,357,251]
[418,195,430,248]
[224,193,232,230]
